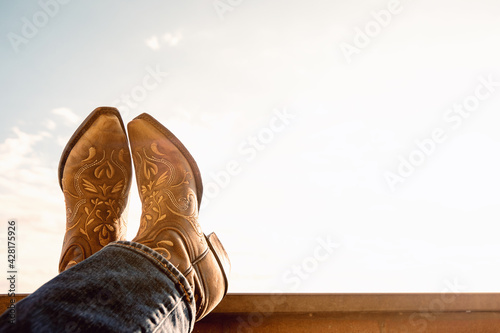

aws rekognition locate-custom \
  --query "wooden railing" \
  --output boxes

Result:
[2,293,500,332]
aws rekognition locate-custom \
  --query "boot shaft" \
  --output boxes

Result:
[59,108,132,272]
[128,113,230,321]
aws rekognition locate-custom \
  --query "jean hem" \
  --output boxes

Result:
[108,241,195,308]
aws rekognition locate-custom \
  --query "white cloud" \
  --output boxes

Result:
[51,107,80,125]
[145,35,160,50]
[0,125,63,292]
[146,32,182,50]
[0,127,45,174]
[43,118,57,130]
[0,126,57,193]
[164,32,182,46]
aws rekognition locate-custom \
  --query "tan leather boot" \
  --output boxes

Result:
[128,113,230,321]
[59,107,132,272]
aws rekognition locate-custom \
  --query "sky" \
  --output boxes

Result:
[1,0,500,294]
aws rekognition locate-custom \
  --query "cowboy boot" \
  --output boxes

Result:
[128,113,230,321]
[58,107,132,272]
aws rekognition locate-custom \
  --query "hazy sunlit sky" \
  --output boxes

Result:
[1,0,500,294]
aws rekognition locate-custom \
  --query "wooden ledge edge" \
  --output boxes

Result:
[211,293,500,314]
[2,293,500,314]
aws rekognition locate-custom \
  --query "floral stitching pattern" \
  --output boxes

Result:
[134,143,203,246]
[63,147,129,247]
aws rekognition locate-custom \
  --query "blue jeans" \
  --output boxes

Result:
[0,241,196,333]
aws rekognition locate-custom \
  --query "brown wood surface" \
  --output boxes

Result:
[2,293,500,332]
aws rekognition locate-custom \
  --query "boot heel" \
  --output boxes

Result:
[206,232,230,295]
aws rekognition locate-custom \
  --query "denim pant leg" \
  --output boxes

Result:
[0,241,196,333]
